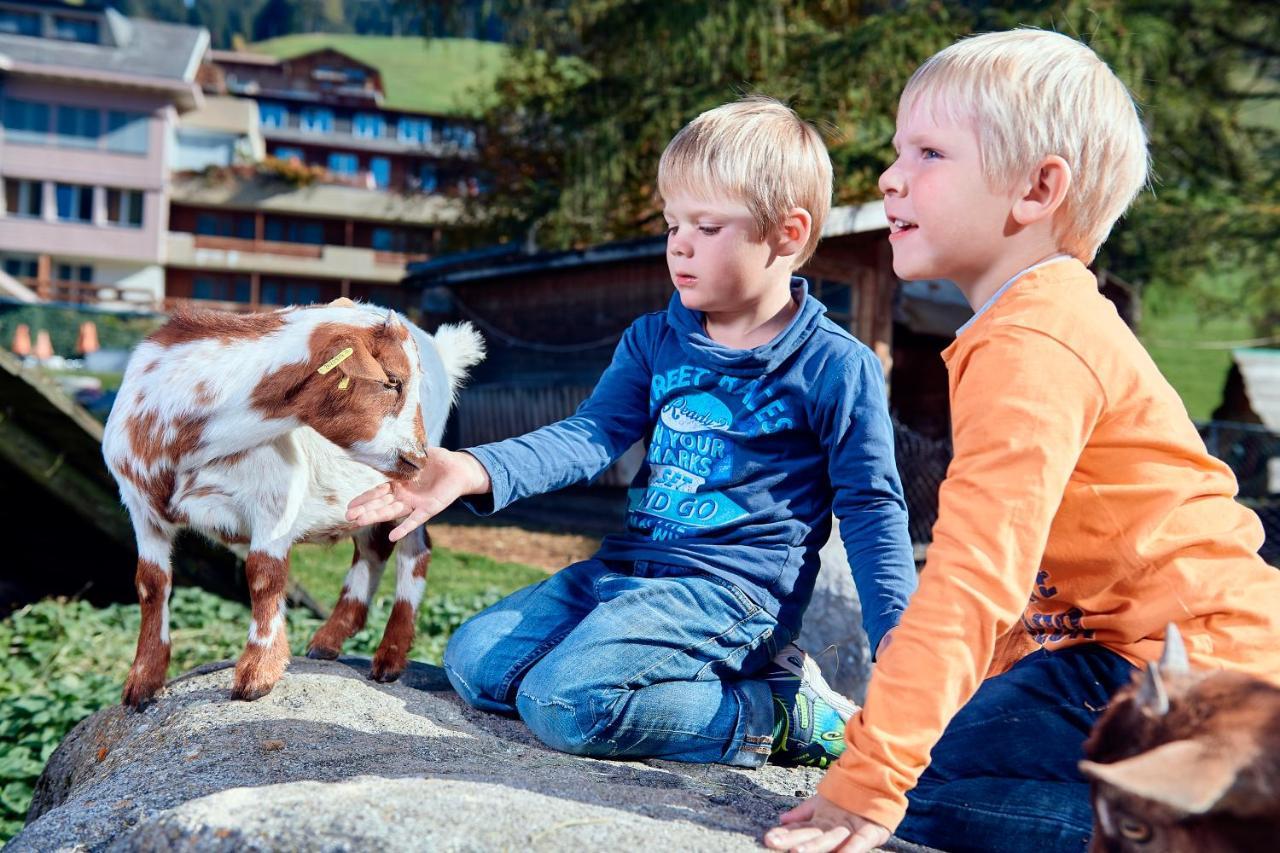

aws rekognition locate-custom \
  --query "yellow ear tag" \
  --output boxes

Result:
[337,376,350,390]
[317,347,354,375]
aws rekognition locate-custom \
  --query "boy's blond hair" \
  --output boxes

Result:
[658,95,833,268]
[902,29,1149,262]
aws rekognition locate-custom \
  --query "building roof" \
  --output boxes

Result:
[1233,348,1280,431]
[246,35,508,117]
[178,94,258,136]
[406,201,892,286]
[0,7,207,84]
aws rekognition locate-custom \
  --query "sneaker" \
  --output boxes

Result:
[763,643,859,768]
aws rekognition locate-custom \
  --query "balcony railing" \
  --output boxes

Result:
[192,235,324,258]
[21,278,159,309]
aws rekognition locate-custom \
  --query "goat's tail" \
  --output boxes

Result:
[432,322,486,390]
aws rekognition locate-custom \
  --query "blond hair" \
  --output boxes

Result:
[658,95,833,267]
[902,29,1149,261]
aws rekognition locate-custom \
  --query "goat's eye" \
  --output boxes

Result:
[383,376,403,393]
[1118,817,1151,843]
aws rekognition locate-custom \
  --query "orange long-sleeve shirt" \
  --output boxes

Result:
[817,257,1280,830]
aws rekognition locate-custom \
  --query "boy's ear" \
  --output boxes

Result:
[1011,155,1071,227]
[774,207,813,258]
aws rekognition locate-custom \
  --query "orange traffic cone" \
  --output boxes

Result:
[11,324,31,356]
[34,329,53,361]
[76,321,100,354]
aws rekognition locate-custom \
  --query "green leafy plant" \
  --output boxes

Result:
[0,543,545,842]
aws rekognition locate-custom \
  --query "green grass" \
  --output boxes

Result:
[0,544,545,841]
[1140,310,1252,422]
[290,540,546,608]
[248,36,509,116]
[42,369,124,393]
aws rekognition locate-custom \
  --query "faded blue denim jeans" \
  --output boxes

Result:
[894,643,1137,853]
[443,558,786,766]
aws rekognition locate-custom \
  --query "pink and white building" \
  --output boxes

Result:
[0,0,207,308]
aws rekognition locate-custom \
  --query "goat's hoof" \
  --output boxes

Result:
[231,682,274,701]
[306,645,340,661]
[122,678,162,710]
[369,663,404,683]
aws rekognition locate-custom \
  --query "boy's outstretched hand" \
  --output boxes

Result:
[764,794,889,853]
[346,447,491,542]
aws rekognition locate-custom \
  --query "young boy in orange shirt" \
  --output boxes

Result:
[766,28,1280,853]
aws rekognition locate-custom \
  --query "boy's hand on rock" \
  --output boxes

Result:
[346,448,491,542]
[763,794,889,853]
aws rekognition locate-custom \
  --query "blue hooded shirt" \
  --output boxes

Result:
[466,280,917,650]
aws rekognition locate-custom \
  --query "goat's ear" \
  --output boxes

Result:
[1079,739,1240,816]
[329,297,356,308]
[329,338,388,385]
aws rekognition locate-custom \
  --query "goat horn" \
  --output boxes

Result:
[1136,661,1170,717]
[1159,622,1189,675]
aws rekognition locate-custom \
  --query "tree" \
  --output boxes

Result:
[455,0,1278,334]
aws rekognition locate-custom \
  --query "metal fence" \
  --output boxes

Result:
[1198,420,1280,500]
[890,418,1280,548]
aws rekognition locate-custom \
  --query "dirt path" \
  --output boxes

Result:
[429,523,599,572]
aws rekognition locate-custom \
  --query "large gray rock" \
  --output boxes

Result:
[9,658,936,852]
[798,523,874,703]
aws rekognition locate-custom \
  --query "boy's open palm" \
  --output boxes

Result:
[346,448,490,542]
[764,794,889,853]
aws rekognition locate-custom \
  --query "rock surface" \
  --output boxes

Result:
[10,658,935,852]
[797,525,876,702]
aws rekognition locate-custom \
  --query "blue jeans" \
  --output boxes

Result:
[894,643,1136,853]
[443,558,785,766]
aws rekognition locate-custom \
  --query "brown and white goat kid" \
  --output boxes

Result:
[102,301,483,707]
[1080,624,1280,852]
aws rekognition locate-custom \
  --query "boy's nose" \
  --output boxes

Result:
[879,160,904,197]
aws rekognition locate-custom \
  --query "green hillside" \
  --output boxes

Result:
[249,35,508,116]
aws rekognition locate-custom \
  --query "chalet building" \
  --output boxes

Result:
[161,42,493,312]
[0,0,207,308]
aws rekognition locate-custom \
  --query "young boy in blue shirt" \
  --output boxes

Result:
[348,96,917,769]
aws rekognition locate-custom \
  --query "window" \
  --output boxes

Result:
[370,157,390,188]
[258,102,288,129]
[413,163,438,193]
[264,217,324,245]
[193,275,251,303]
[55,183,94,222]
[397,117,431,145]
[327,152,359,176]
[441,124,478,152]
[5,179,43,218]
[56,105,100,148]
[194,212,254,238]
[56,264,93,283]
[52,15,99,43]
[273,146,305,163]
[299,107,333,134]
[0,10,40,36]
[260,278,322,306]
[105,111,148,154]
[3,256,38,279]
[371,227,409,251]
[353,113,385,139]
[2,99,50,143]
[106,189,144,228]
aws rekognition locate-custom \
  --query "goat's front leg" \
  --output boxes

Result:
[371,527,431,682]
[123,523,176,709]
[306,522,394,660]
[233,543,292,701]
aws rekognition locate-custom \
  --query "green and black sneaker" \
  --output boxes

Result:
[764,643,859,768]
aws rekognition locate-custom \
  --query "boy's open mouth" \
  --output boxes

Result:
[889,218,918,236]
